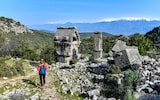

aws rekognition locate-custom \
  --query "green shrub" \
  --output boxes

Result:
[0,57,25,77]
[122,70,140,99]
[124,89,134,100]
[102,88,114,98]
[16,21,21,26]
[40,45,56,65]
[123,69,139,89]
[108,64,122,74]
[105,74,117,86]
[15,62,25,75]
[129,33,152,55]
[22,48,39,61]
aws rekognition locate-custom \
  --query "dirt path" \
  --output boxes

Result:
[0,68,59,100]
[41,70,60,100]
[0,70,37,86]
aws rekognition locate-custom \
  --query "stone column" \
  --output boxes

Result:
[94,32,102,60]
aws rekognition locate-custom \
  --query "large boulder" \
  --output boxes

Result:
[112,40,142,69]
[112,40,127,52]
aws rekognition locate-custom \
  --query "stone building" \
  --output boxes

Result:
[54,27,81,64]
[94,32,102,60]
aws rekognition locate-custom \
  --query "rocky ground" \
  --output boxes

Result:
[1,55,160,100]
[0,65,59,100]
[134,57,160,100]
[51,57,108,100]
[50,55,160,100]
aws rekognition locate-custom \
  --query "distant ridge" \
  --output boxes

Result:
[79,32,113,39]
[28,19,160,35]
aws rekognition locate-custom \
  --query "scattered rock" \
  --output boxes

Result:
[138,94,160,100]
[3,77,8,80]
[107,97,116,100]
[87,89,100,97]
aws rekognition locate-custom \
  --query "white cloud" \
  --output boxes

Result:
[99,17,160,22]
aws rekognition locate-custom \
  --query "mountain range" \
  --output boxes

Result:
[28,20,160,35]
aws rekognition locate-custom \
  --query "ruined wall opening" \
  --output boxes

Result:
[73,36,77,41]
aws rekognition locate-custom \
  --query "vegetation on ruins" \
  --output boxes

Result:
[104,68,139,99]
[123,69,139,100]
[107,64,122,74]
[124,89,136,100]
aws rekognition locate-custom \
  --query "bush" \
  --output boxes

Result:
[0,57,25,77]
[124,89,136,100]
[79,37,94,55]
[40,45,56,65]
[123,69,139,89]
[107,64,122,74]
[22,48,39,61]
[129,33,152,55]
[122,70,140,99]
[14,61,25,75]
[102,88,114,98]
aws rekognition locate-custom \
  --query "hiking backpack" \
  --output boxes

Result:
[39,65,46,74]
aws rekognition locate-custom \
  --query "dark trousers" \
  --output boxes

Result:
[39,74,46,86]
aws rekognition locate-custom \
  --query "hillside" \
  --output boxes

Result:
[0,16,32,34]
[28,20,160,35]
[0,17,54,63]
[145,26,160,51]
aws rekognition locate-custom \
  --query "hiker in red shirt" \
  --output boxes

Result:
[37,59,48,87]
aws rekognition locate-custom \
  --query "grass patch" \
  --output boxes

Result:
[0,57,29,78]
[0,82,22,94]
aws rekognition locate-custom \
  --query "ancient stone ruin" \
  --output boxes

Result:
[94,32,102,60]
[112,40,142,69]
[54,27,81,64]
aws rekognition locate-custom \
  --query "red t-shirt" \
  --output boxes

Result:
[37,63,48,73]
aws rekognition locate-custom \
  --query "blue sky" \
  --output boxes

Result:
[0,0,160,25]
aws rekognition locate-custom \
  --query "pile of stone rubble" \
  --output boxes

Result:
[51,58,108,100]
[134,56,160,100]
[51,40,160,100]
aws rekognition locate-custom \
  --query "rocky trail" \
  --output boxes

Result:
[0,67,59,100]
[0,71,36,86]
[41,70,59,100]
